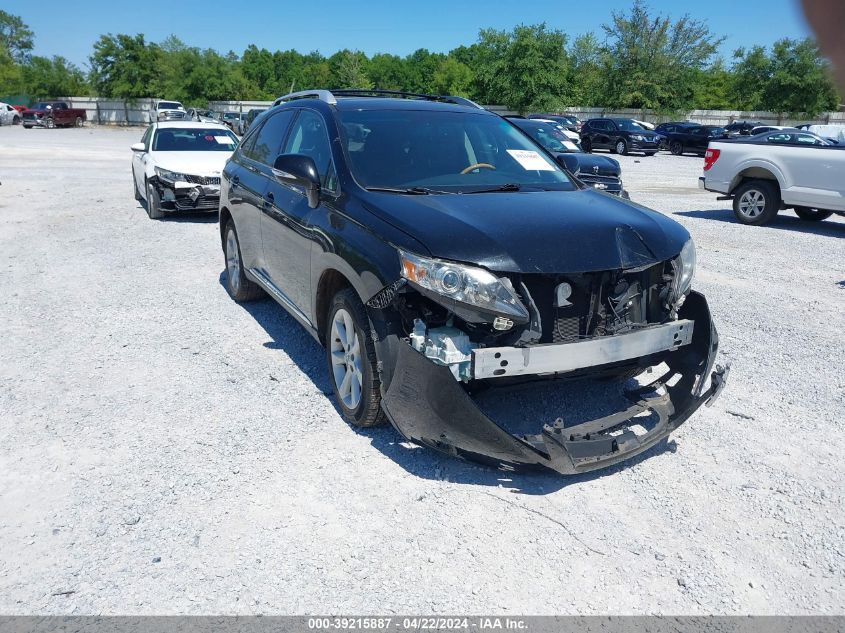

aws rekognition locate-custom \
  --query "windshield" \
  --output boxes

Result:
[708,127,727,137]
[614,119,645,132]
[158,102,182,110]
[516,122,580,154]
[338,109,576,192]
[152,128,238,152]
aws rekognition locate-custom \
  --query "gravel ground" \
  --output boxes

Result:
[0,125,843,615]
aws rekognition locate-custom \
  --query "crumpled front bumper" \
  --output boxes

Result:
[381,291,728,475]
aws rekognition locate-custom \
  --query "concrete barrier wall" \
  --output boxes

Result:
[55,96,845,127]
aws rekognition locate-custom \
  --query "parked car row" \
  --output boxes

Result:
[126,89,728,477]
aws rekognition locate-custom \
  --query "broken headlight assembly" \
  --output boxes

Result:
[154,167,189,183]
[670,238,696,309]
[398,250,529,322]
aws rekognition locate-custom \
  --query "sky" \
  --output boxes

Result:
[22,0,812,69]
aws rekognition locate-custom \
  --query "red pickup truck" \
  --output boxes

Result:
[22,101,87,129]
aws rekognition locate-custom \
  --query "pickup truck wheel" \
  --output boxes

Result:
[223,221,264,302]
[326,288,386,428]
[614,139,627,155]
[145,180,165,220]
[794,207,833,222]
[669,141,683,155]
[45,117,54,129]
[733,180,780,226]
[74,117,83,128]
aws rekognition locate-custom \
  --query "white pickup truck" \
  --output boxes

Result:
[698,135,845,225]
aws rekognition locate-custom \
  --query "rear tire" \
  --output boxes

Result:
[669,141,683,156]
[145,180,165,219]
[326,288,385,428]
[13,115,20,125]
[581,138,592,153]
[732,180,780,226]
[223,220,264,301]
[793,207,833,222]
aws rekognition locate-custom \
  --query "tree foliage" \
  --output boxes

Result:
[0,8,840,115]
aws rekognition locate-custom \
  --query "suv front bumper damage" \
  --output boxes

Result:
[381,291,728,475]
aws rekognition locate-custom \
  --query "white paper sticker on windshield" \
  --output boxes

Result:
[562,140,580,151]
[506,149,555,171]
[215,136,235,145]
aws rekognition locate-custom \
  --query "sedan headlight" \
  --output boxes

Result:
[155,167,188,183]
[674,238,696,299]
[399,250,529,321]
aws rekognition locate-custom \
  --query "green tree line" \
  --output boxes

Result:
[0,2,840,115]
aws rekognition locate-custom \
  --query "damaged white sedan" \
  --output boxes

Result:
[131,121,238,219]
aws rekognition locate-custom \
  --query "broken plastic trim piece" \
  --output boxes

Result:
[381,291,727,475]
[366,278,406,309]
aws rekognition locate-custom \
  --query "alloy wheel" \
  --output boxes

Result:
[330,308,363,410]
[738,189,765,219]
[225,229,242,295]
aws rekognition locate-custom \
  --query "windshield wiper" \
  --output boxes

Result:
[462,183,522,194]
[365,186,448,195]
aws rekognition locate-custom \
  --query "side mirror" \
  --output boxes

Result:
[272,154,321,209]
[130,142,146,153]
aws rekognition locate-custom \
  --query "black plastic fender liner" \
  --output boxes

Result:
[380,291,729,475]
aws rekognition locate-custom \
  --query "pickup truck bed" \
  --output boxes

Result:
[699,138,845,225]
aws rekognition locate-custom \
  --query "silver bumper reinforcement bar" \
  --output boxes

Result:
[472,319,694,379]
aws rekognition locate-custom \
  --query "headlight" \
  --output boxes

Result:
[155,167,188,183]
[674,238,696,298]
[399,250,529,321]
[631,134,644,141]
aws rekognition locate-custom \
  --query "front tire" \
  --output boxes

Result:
[581,138,592,153]
[45,117,55,129]
[132,169,142,201]
[13,115,20,125]
[223,221,264,301]
[75,117,83,128]
[614,139,627,155]
[326,288,385,428]
[145,180,165,219]
[794,207,833,222]
[733,180,780,226]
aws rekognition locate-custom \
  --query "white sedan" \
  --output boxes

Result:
[131,121,238,219]
[0,102,21,126]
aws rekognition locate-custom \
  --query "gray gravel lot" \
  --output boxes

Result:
[0,125,843,615]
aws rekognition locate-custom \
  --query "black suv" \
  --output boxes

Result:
[580,118,659,155]
[660,124,729,156]
[724,121,762,137]
[219,89,727,475]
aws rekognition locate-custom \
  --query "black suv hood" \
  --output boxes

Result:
[362,188,689,274]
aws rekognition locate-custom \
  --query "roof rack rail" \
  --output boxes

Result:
[330,89,484,109]
[272,90,338,106]
[272,88,484,109]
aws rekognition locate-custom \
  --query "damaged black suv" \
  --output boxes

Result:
[219,89,728,475]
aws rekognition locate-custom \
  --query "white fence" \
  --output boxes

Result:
[54,96,845,128]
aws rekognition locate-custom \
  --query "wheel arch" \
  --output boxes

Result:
[729,164,785,195]
[219,206,233,248]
